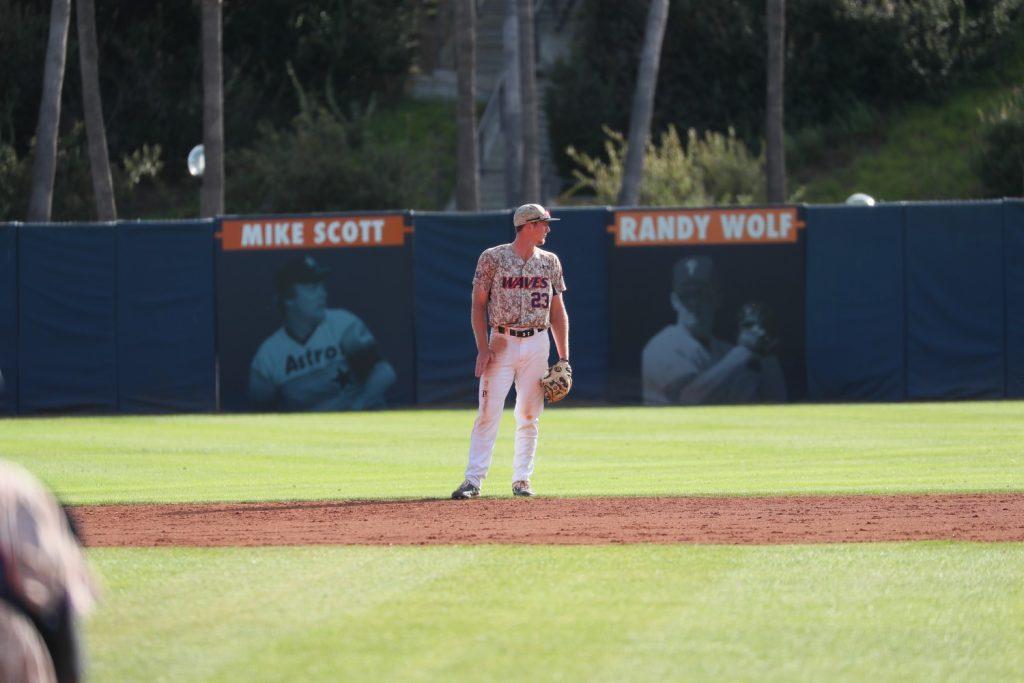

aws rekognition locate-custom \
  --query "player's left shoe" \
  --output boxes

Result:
[512,480,535,497]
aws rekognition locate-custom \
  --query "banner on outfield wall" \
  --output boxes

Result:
[216,212,416,412]
[608,206,806,405]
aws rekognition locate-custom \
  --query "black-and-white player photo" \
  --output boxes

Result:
[641,255,787,405]
[216,213,416,413]
[609,242,805,405]
[248,255,397,412]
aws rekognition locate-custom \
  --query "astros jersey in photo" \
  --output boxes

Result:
[473,244,566,328]
[250,309,381,411]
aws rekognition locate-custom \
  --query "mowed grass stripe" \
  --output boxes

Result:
[85,543,1024,682]
[5,402,1023,503]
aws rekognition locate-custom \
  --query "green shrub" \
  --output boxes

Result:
[974,88,1024,196]
[563,125,765,206]
[0,123,97,222]
[228,101,450,213]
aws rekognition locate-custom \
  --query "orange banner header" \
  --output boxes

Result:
[219,214,407,251]
[611,207,804,246]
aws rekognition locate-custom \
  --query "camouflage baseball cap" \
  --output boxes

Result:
[513,203,560,227]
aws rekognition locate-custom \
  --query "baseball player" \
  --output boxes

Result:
[248,255,397,411]
[641,255,786,405]
[451,203,570,499]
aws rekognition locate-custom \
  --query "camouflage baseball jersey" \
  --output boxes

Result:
[472,244,566,328]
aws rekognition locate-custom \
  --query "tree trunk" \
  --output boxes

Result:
[454,0,479,211]
[77,0,117,220]
[201,0,225,217]
[765,0,787,203]
[617,0,669,207]
[502,0,523,207]
[518,0,540,201]
[27,0,72,222]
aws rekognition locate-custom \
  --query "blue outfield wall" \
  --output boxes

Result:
[904,202,1006,399]
[412,211,511,404]
[0,224,16,414]
[1006,201,1024,398]
[18,224,119,413]
[2,200,1022,414]
[117,221,216,412]
[805,205,905,401]
[13,221,215,415]
[527,207,610,402]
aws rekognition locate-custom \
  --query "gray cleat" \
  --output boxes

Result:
[512,480,535,497]
[451,479,480,499]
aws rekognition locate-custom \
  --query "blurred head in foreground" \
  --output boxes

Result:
[0,460,98,683]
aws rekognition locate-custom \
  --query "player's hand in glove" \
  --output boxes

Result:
[540,359,573,403]
[736,302,780,356]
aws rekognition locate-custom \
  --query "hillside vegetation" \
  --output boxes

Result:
[793,36,1024,202]
[549,0,1024,204]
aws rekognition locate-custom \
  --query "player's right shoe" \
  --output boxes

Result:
[451,480,481,499]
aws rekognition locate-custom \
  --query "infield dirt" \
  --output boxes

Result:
[70,494,1024,546]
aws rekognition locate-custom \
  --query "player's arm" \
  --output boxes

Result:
[642,342,686,406]
[549,292,569,361]
[471,283,491,377]
[351,356,396,410]
[346,324,397,409]
[675,346,755,404]
[248,366,278,410]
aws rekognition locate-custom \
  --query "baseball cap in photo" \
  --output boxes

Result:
[276,255,330,295]
[513,203,560,227]
[672,255,717,292]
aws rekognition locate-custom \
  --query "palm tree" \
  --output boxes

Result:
[618,0,670,207]
[454,0,479,210]
[76,0,117,220]
[27,0,72,222]
[765,0,787,203]
[518,0,540,201]
[201,0,225,217]
[502,0,522,207]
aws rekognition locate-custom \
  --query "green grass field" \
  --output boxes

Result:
[5,402,1024,681]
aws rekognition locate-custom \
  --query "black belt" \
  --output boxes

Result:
[495,326,545,337]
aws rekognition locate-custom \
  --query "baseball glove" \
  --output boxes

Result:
[540,360,573,403]
[736,301,780,355]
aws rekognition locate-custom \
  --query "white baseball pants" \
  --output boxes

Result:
[464,328,549,487]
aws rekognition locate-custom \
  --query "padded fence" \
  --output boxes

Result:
[522,207,610,402]
[0,224,16,414]
[18,224,119,413]
[1005,201,1024,398]
[117,221,216,412]
[904,202,1006,400]
[412,208,610,405]
[13,221,215,415]
[412,211,518,404]
[2,201,1022,414]
[805,205,905,401]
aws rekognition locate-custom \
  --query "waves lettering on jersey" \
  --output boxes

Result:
[285,343,345,374]
[501,276,549,289]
